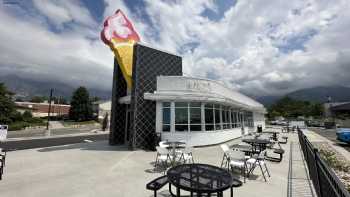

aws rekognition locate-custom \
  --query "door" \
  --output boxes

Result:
[125,107,131,143]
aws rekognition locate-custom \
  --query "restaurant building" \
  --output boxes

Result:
[110,43,266,149]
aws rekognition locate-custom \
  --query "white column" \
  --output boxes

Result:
[171,102,175,132]
[187,103,190,133]
[156,102,162,133]
[220,105,223,130]
[201,103,205,131]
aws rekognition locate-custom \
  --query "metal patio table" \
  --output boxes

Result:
[242,138,271,153]
[163,141,186,164]
[167,163,233,197]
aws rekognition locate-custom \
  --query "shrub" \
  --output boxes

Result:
[8,121,29,131]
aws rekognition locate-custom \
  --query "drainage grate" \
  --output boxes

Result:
[288,141,315,197]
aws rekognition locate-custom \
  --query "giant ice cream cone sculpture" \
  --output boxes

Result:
[101,9,140,89]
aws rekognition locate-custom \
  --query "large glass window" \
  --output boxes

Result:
[162,102,171,132]
[231,110,235,128]
[175,102,188,132]
[189,102,201,131]
[162,101,256,132]
[214,105,221,130]
[222,107,230,129]
[238,112,243,127]
[244,111,254,127]
[205,104,214,131]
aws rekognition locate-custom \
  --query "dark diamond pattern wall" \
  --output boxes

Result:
[130,44,182,149]
[109,58,127,145]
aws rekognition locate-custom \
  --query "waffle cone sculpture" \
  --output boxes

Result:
[101,9,140,89]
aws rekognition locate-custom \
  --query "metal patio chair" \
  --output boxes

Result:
[246,150,271,181]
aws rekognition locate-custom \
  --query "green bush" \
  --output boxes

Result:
[22,110,33,120]
[8,121,29,131]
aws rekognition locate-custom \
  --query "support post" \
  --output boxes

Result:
[46,89,53,130]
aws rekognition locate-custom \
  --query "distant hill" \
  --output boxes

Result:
[256,95,282,107]
[257,86,350,107]
[0,75,111,101]
[286,86,350,103]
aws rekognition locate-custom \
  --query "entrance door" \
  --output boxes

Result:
[125,107,131,143]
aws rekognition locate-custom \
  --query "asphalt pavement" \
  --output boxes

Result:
[7,126,101,138]
[311,127,350,152]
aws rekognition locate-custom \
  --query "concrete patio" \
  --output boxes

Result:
[0,132,314,197]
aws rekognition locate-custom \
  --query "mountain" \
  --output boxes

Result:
[256,95,282,107]
[0,75,111,101]
[286,86,350,103]
[257,86,350,107]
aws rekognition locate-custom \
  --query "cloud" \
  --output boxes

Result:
[0,3,113,90]
[32,0,97,28]
[135,0,350,96]
[1,0,350,98]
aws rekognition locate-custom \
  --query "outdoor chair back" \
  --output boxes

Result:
[229,149,248,183]
[156,146,169,155]
[159,141,169,148]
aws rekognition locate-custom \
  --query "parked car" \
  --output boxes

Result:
[336,128,350,144]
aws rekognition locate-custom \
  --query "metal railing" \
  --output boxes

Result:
[298,129,350,197]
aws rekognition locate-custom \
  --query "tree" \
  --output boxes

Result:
[30,96,46,103]
[69,86,93,121]
[0,83,16,124]
[268,96,324,119]
[22,110,33,120]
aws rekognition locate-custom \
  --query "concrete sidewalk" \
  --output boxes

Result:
[0,133,313,197]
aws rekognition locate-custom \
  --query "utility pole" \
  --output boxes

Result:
[46,89,53,130]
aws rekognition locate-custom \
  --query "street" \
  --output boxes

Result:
[7,125,101,139]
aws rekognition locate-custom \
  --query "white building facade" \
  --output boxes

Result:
[144,76,266,146]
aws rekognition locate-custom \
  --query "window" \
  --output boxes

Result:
[214,105,221,130]
[238,112,243,127]
[162,102,171,132]
[231,110,235,128]
[175,102,188,131]
[189,102,201,131]
[161,101,255,133]
[205,104,214,131]
[245,111,254,127]
[222,107,230,129]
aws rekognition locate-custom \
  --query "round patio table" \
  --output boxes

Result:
[167,163,233,197]
[163,141,186,164]
[242,138,271,153]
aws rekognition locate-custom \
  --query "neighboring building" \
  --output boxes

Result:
[15,101,70,117]
[324,102,350,117]
[109,43,266,149]
[324,102,350,128]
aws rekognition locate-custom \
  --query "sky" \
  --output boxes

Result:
[0,0,350,96]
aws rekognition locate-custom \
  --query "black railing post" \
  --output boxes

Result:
[313,148,323,197]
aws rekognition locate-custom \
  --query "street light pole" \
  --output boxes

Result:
[46,89,53,130]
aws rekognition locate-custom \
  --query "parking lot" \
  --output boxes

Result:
[311,127,350,152]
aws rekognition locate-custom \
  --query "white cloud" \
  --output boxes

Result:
[134,0,350,95]
[33,0,97,28]
[1,0,350,97]
[0,5,113,90]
